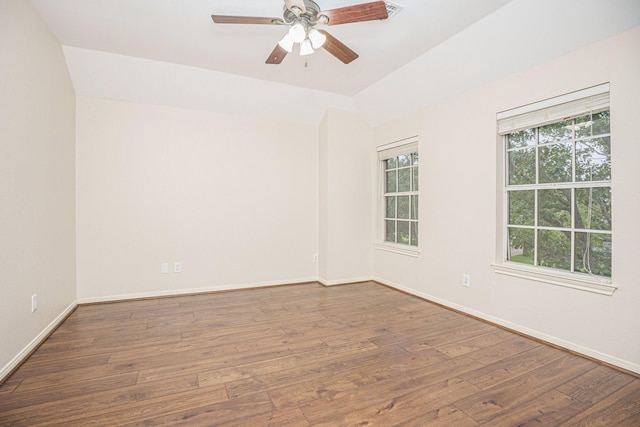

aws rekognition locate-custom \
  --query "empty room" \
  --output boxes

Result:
[1,0,639,425]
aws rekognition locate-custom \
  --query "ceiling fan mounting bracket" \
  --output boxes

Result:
[283,0,323,25]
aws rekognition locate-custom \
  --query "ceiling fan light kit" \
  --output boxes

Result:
[308,29,326,49]
[278,20,326,55]
[211,0,389,65]
[278,33,295,53]
[299,38,315,56]
[289,21,307,43]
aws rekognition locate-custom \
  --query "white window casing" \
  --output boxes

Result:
[494,84,616,295]
[376,136,420,256]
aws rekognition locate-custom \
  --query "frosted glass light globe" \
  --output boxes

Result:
[288,22,306,43]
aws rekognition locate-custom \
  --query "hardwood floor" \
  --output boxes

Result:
[1,281,638,426]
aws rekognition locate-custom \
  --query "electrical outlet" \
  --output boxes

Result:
[31,294,38,312]
[312,253,319,263]
[160,262,169,274]
[174,262,182,273]
[462,274,471,288]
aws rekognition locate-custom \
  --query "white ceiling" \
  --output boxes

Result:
[30,0,512,96]
[30,0,640,125]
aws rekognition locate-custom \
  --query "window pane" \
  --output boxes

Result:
[538,229,571,271]
[397,196,410,219]
[385,170,397,193]
[592,111,610,135]
[386,196,396,219]
[538,189,571,228]
[539,142,572,183]
[398,168,411,192]
[574,232,611,277]
[385,220,396,243]
[508,190,534,226]
[592,110,610,136]
[575,111,610,139]
[508,148,535,185]
[397,221,410,245]
[382,150,418,248]
[575,187,611,231]
[508,227,534,265]
[576,137,610,182]
[386,157,397,170]
[411,195,418,220]
[508,129,535,149]
[539,120,572,144]
[410,222,418,246]
[574,116,590,138]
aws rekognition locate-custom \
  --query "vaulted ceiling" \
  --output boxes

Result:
[30,0,640,125]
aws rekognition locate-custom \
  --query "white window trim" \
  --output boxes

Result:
[375,242,420,257]
[491,262,615,296]
[493,84,617,295]
[376,136,420,256]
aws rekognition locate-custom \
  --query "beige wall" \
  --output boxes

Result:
[75,97,319,301]
[372,27,640,373]
[0,0,77,377]
[318,109,373,285]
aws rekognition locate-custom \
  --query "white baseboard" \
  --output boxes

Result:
[1,300,78,384]
[77,276,320,304]
[373,276,640,375]
[318,276,373,287]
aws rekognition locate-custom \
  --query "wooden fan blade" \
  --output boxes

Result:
[211,15,283,25]
[284,0,306,14]
[266,44,289,64]
[318,30,359,64]
[319,1,388,25]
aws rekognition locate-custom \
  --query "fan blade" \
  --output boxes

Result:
[284,0,306,14]
[319,1,388,25]
[211,15,283,25]
[318,30,359,64]
[266,44,289,64]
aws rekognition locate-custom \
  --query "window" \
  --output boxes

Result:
[377,139,419,250]
[495,84,615,294]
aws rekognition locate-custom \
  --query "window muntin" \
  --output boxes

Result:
[505,110,611,278]
[384,152,419,247]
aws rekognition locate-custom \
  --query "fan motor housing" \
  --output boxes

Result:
[283,0,323,24]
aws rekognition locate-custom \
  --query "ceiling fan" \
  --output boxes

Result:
[211,0,389,65]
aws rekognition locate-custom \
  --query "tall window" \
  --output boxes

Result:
[378,139,418,248]
[497,84,612,290]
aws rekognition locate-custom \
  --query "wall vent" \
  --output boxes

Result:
[384,1,403,19]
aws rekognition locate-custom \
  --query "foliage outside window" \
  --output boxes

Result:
[506,110,611,278]
[384,152,419,246]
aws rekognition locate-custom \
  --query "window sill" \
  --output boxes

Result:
[375,243,420,258]
[491,262,617,296]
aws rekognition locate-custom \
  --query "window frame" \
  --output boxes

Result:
[492,84,617,295]
[375,137,420,257]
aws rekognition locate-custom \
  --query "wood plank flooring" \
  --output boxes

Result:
[1,281,639,426]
